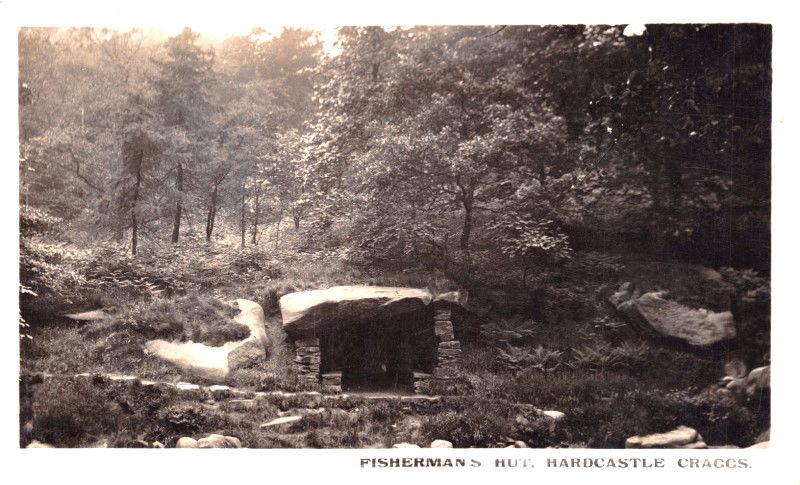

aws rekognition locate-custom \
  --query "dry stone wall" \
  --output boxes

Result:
[321,371,343,393]
[415,308,462,392]
[293,337,321,385]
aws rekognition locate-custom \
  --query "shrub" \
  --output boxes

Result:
[24,325,103,374]
[420,401,515,447]
[497,344,565,373]
[95,293,243,345]
[683,387,764,446]
[366,401,404,423]
[281,409,369,448]
[569,340,650,371]
[227,369,283,391]
[630,346,720,389]
[157,402,214,434]
[29,378,121,447]
[306,427,363,448]
[418,375,475,396]
[719,266,770,365]
[458,344,507,373]
[480,367,764,448]
[227,315,303,392]
[566,252,625,280]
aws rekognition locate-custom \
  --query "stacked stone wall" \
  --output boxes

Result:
[293,337,321,384]
[415,308,462,392]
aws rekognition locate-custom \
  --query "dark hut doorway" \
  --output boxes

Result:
[319,311,437,392]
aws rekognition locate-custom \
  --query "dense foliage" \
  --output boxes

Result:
[19,25,770,282]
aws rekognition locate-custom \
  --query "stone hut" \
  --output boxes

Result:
[279,285,467,393]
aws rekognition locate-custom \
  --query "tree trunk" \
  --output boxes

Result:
[458,178,475,251]
[171,162,183,244]
[251,188,260,245]
[274,208,284,251]
[205,184,218,243]
[131,217,138,255]
[131,146,144,256]
[131,151,143,255]
[459,204,473,251]
[240,180,247,248]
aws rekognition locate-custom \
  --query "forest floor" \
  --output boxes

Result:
[19,247,771,449]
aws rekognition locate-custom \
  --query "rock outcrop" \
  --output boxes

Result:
[430,439,453,448]
[745,366,770,397]
[505,440,528,448]
[144,299,268,382]
[715,364,770,400]
[176,437,198,448]
[260,416,303,428]
[176,434,242,448]
[26,440,55,448]
[724,358,748,379]
[64,309,109,322]
[197,434,242,448]
[392,442,421,448]
[625,425,707,449]
[542,410,566,421]
[280,285,465,333]
[609,285,735,346]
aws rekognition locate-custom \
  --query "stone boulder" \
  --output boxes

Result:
[64,309,109,322]
[260,416,303,428]
[724,358,748,379]
[280,285,466,333]
[745,366,770,397]
[542,410,566,421]
[625,425,707,449]
[725,378,746,395]
[610,287,735,346]
[430,439,453,448]
[197,434,242,448]
[176,437,198,448]
[144,299,268,382]
[177,434,242,448]
[227,339,267,371]
[392,443,421,448]
[26,440,54,448]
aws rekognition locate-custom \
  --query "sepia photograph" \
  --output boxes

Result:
[12,5,777,460]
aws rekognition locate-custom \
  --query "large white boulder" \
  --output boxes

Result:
[197,434,242,448]
[64,309,109,321]
[611,288,735,346]
[260,416,303,428]
[26,440,55,448]
[144,299,268,382]
[430,439,453,448]
[176,437,198,448]
[542,410,566,421]
[625,425,707,449]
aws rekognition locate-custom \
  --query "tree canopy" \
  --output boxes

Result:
[19,24,771,277]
